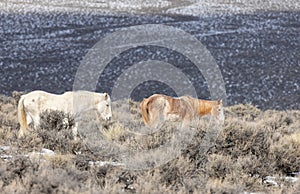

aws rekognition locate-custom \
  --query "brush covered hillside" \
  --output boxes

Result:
[0,92,299,193]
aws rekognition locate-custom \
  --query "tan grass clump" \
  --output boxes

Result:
[100,122,126,141]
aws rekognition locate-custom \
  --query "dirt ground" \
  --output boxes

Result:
[0,92,299,193]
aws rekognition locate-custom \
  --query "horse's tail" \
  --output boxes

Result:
[141,98,151,125]
[17,95,28,137]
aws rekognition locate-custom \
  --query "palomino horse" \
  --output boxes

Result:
[141,94,224,127]
[17,90,112,138]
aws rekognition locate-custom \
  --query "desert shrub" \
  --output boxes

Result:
[205,178,245,194]
[0,95,19,141]
[213,112,297,177]
[225,103,261,121]
[39,110,75,132]
[37,110,83,154]
[205,154,234,179]
[0,95,300,193]
[270,133,300,174]
[217,117,272,157]
[0,158,29,187]
[45,154,74,169]
[20,162,90,193]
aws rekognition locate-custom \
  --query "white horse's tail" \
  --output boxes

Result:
[17,96,28,137]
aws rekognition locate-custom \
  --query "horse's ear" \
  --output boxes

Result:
[104,93,109,100]
[218,99,222,105]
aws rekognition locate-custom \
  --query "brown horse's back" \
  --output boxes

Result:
[141,94,194,126]
[141,94,224,127]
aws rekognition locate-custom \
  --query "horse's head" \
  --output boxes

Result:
[212,99,225,123]
[97,93,112,121]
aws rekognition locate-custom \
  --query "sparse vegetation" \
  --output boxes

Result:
[0,93,299,193]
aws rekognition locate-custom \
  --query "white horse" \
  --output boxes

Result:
[17,90,112,138]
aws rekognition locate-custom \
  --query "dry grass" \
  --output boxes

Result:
[0,93,299,193]
[100,122,126,141]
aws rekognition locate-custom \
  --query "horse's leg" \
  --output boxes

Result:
[18,128,25,138]
[26,115,33,128]
[72,122,78,140]
[32,116,40,130]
